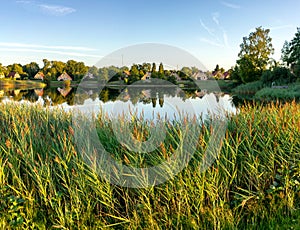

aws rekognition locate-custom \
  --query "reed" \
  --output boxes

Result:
[0,101,299,229]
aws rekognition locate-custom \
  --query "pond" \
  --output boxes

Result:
[0,85,236,121]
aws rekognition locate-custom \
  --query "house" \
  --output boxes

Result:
[223,71,230,79]
[141,72,151,80]
[123,70,131,76]
[57,72,72,81]
[83,72,95,80]
[34,72,45,80]
[7,71,21,80]
[193,71,208,80]
[57,87,72,97]
[34,88,44,97]
[0,72,5,79]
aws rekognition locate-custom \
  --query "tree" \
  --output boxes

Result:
[42,59,51,74]
[180,67,192,80]
[142,63,151,73]
[51,61,66,78]
[281,28,300,77]
[214,64,220,73]
[0,63,8,76]
[98,67,109,81]
[128,64,140,84]
[88,66,99,76]
[151,63,157,73]
[234,27,274,83]
[7,63,25,78]
[262,67,295,85]
[23,62,40,79]
[281,40,291,65]
[158,63,165,79]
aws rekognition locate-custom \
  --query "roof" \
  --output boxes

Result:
[57,72,72,81]
[123,70,131,76]
[34,72,44,80]
[34,88,44,96]
[7,71,20,78]
[57,87,72,97]
[141,72,151,80]
[83,72,95,80]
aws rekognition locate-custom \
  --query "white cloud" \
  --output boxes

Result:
[200,19,220,43]
[16,1,76,16]
[0,48,103,58]
[0,42,96,51]
[199,38,224,48]
[222,30,229,48]
[16,0,32,4]
[199,17,231,49]
[269,25,294,31]
[212,12,220,26]
[39,4,76,16]
[220,1,241,9]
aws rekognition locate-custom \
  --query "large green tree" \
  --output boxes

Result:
[234,27,274,83]
[0,63,8,76]
[158,63,165,79]
[23,62,40,79]
[281,27,300,76]
[65,60,88,81]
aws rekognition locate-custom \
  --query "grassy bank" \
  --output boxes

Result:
[0,79,46,89]
[0,102,299,229]
[232,81,300,102]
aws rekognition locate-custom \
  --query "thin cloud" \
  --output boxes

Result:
[0,48,103,58]
[0,42,96,51]
[212,12,220,26]
[199,38,224,48]
[269,25,294,31]
[200,17,230,49]
[39,4,76,16]
[222,30,229,48]
[200,19,220,42]
[16,1,76,16]
[221,1,241,9]
[248,24,294,34]
[16,0,32,3]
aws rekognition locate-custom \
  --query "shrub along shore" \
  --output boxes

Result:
[0,102,299,229]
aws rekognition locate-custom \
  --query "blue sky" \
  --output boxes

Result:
[0,0,299,70]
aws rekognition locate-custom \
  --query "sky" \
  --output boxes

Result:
[0,0,299,71]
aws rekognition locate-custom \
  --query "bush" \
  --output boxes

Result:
[254,84,300,101]
[232,80,264,94]
[64,79,71,87]
[262,67,296,86]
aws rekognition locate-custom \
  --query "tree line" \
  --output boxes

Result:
[1,26,300,85]
[0,59,88,81]
[0,60,209,84]
[231,26,300,85]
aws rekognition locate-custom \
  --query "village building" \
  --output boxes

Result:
[7,71,21,80]
[141,72,151,80]
[82,72,95,80]
[192,71,208,80]
[57,72,72,81]
[57,87,72,97]
[34,72,45,80]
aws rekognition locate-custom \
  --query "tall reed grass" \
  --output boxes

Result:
[0,101,299,229]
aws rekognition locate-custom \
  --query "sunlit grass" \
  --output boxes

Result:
[0,101,299,229]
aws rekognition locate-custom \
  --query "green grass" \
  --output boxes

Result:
[232,80,264,95]
[0,101,299,229]
[254,83,300,102]
[0,79,46,89]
